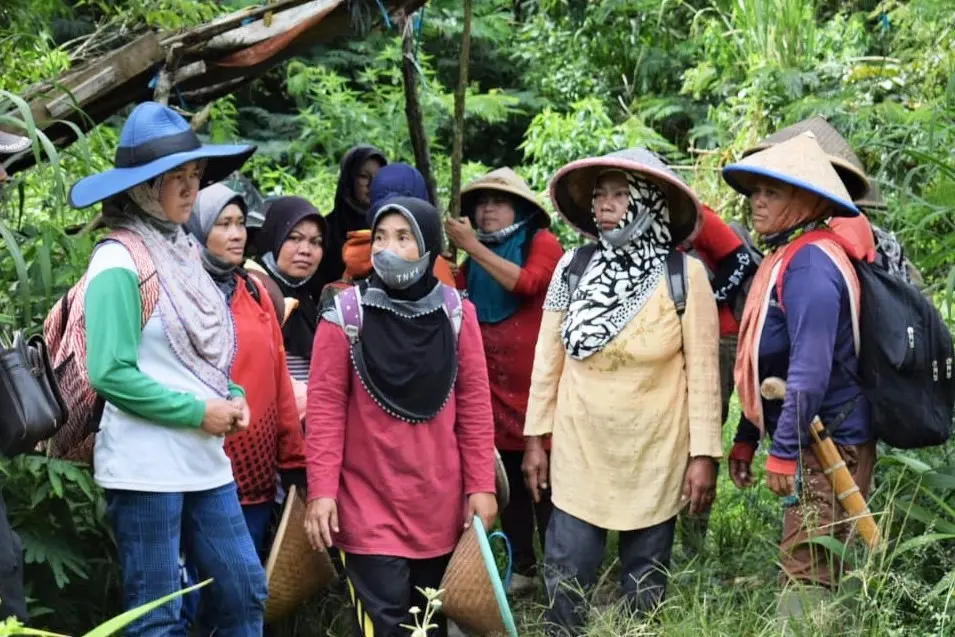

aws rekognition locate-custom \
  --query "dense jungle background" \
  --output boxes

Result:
[1,0,955,634]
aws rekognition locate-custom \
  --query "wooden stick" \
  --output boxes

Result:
[447,0,472,220]
[759,377,880,550]
[399,12,438,206]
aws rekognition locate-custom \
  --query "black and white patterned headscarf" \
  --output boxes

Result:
[543,170,672,360]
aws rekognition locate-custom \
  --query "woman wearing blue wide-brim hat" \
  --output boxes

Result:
[73,101,267,636]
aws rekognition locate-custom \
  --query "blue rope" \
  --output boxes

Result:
[375,0,392,29]
[414,7,424,57]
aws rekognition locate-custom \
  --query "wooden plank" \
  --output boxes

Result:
[163,0,316,51]
[202,0,339,52]
[45,67,116,118]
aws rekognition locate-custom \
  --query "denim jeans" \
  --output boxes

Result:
[543,507,676,635]
[106,482,267,637]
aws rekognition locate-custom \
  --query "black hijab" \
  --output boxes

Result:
[353,196,457,423]
[255,195,326,360]
[311,145,387,299]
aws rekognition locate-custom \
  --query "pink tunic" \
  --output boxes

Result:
[305,300,496,558]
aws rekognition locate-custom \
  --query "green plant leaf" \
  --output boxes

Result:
[80,579,212,637]
[893,532,955,557]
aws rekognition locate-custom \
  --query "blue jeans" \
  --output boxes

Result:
[106,483,267,637]
[242,502,275,560]
[543,507,676,635]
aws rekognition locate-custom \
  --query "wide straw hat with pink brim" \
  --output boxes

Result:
[549,148,704,245]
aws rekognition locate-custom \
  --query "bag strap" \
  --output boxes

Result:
[665,250,688,318]
[565,242,599,299]
[335,284,463,344]
[102,229,159,329]
[334,285,364,345]
[441,285,463,338]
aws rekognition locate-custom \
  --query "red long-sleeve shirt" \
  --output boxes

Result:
[226,276,305,505]
[455,230,564,451]
[688,206,746,337]
[305,300,496,558]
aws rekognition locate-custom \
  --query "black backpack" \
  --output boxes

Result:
[779,231,955,449]
[565,243,689,317]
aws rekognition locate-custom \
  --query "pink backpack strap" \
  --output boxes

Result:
[99,229,160,327]
[334,285,363,344]
[334,284,463,344]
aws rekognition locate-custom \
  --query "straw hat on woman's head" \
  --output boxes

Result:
[69,101,256,209]
[549,148,703,245]
[743,116,884,209]
[461,167,550,229]
[723,132,861,218]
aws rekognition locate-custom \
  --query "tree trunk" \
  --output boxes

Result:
[400,13,438,206]
[448,0,473,220]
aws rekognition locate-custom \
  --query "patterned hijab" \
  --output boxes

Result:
[549,170,672,360]
[103,174,236,397]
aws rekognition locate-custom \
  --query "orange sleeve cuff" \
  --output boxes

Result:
[765,455,798,476]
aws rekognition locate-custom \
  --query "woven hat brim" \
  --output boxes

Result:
[745,141,870,201]
[69,143,256,209]
[494,449,510,509]
[440,517,518,637]
[549,157,703,245]
[722,165,860,218]
[461,183,550,229]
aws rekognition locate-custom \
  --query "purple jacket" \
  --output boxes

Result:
[734,244,872,460]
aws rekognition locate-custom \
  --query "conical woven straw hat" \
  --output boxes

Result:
[440,517,518,637]
[549,148,703,245]
[743,116,884,208]
[723,132,860,218]
[462,167,550,229]
[264,486,337,624]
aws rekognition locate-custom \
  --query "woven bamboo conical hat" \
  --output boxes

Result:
[263,485,337,624]
[462,167,550,228]
[724,132,860,218]
[743,116,884,209]
[439,516,518,637]
[549,147,703,245]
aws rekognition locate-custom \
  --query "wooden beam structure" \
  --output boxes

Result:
[1,0,427,176]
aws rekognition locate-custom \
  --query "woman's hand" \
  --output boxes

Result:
[766,471,797,497]
[304,497,339,550]
[730,458,755,489]
[230,396,251,433]
[682,457,717,515]
[201,399,242,436]
[465,492,498,531]
[522,438,549,504]
[444,218,479,253]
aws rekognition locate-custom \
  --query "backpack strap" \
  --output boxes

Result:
[565,243,599,299]
[774,230,861,356]
[665,250,688,318]
[102,229,160,329]
[441,285,463,339]
[334,285,364,344]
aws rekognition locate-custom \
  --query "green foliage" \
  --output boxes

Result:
[1,0,955,633]
[0,456,118,632]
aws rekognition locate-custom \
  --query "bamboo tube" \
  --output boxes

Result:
[760,377,880,550]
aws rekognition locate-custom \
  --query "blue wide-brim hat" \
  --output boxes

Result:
[722,132,860,218]
[69,101,256,209]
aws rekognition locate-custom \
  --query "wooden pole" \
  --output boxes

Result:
[759,377,880,550]
[448,0,472,220]
[399,12,438,206]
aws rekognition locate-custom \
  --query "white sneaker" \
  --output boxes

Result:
[508,572,537,596]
